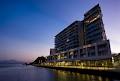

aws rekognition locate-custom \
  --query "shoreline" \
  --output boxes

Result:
[33,64,120,79]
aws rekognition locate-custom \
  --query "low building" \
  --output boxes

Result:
[50,48,56,55]
[33,56,46,64]
[112,53,120,67]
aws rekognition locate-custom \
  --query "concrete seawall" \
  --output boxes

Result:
[33,64,120,79]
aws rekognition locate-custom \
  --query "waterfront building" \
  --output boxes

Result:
[46,4,112,67]
[112,53,120,67]
[33,56,46,64]
[50,48,56,55]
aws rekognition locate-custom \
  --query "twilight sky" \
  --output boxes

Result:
[0,0,120,62]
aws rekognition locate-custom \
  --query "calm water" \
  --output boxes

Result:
[0,64,120,81]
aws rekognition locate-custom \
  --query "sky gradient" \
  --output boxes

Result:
[0,0,120,62]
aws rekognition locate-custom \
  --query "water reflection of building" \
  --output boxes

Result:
[46,4,112,67]
[53,70,110,81]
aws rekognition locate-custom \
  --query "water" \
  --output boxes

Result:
[0,64,120,81]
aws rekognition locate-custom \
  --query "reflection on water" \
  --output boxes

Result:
[52,70,110,81]
[0,64,120,81]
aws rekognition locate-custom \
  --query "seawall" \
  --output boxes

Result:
[33,64,120,79]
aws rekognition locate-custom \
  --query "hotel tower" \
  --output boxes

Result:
[46,4,112,67]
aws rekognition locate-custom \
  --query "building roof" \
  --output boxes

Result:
[84,4,100,17]
[55,21,81,37]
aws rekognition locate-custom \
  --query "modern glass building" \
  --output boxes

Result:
[46,4,112,67]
